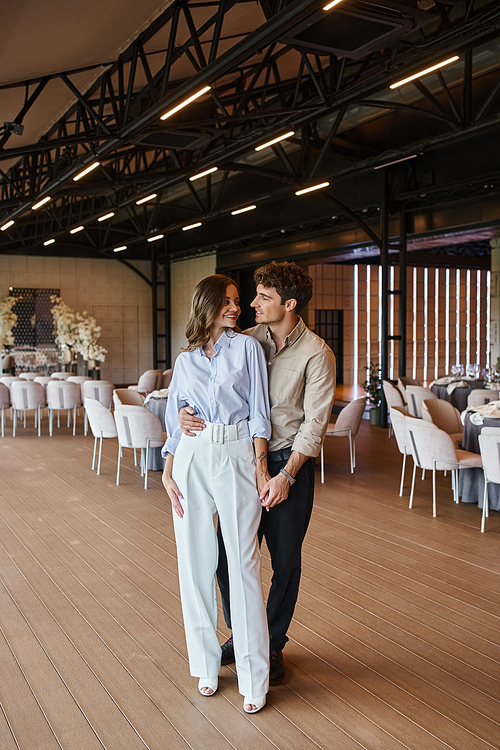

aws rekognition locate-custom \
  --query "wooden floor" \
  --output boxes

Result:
[0,415,499,750]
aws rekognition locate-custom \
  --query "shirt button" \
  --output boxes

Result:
[268,361,272,365]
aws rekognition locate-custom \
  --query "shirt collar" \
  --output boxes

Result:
[265,316,305,349]
[198,329,232,356]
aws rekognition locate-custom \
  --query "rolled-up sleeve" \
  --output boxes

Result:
[292,347,336,457]
[162,364,187,457]
[245,338,272,440]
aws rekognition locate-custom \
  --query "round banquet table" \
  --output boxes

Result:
[145,397,167,471]
[458,411,500,511]
[430,381,484,412]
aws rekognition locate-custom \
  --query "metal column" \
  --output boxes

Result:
[399,211,408,377]
[379,171,389,428]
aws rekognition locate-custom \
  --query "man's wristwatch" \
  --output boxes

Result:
[279,467,296,486]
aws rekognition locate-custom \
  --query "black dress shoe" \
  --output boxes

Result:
[269,650,285,685]
[221,636,235,665]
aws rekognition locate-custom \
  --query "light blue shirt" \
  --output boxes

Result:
[163,330,271,456]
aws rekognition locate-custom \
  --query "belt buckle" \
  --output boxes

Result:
[211,424,224,444]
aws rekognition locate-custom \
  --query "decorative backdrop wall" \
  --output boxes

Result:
[0,255,152,385]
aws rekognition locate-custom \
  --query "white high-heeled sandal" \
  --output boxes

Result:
[243,695,266,713]
[198,677,218,696]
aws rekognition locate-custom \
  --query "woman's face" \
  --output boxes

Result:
[212,284,240,331]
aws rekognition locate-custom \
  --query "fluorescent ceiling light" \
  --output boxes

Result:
[73,161,100,181]
[147,234,164,242]
[231,205,256,215]
[136,193,157,205]
[255,131,294,151]
[189,167,218,181]
[32,196,51,210]
[182,222,202,231]
[43,238,55,246]
[70,225,84,234]
[390,56,459,89]
[98,212,115,222]
[160,85,212,121]
[323,0,343,9]
[374,154,418,170]
[113,245,127,252]
[1,220,14,231]
[295,181,329,195]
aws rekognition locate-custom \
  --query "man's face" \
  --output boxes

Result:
[251,284,287,325]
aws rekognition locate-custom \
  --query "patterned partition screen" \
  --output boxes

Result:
[9,288,60,346]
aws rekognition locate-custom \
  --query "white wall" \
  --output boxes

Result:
[170,253,216,361]
[0,254,152,385]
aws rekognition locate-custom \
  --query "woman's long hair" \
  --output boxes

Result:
[184,274,239,352]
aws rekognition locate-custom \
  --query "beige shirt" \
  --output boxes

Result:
[246,317,336,457]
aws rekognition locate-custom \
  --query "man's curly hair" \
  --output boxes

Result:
[254,261,313,313]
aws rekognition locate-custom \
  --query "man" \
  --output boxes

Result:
[179,261,336,685]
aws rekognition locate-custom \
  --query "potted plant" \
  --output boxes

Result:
[363,361,382,426]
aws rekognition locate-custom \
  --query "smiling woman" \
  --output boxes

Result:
[161,273,271,713]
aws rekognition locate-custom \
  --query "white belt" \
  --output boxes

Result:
[200,420,250,444]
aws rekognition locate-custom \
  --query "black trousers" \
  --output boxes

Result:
[217,448,315,652]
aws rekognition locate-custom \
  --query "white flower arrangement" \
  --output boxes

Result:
[74,311,107,362]
[50,295,78,346]
[0,296,18,348]
[50,296,107,363]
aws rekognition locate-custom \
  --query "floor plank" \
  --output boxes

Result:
[0,415,499,750]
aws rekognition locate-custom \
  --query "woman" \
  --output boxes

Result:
[162,275,270,713]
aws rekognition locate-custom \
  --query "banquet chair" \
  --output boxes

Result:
[406,385,437,418]
[478,427,500,533]
[127,369,163,395]
[50,371,72,380]
[34,376,52,390]
[162,368,173,389]
[82,381,114,434]
[113,388,145,407]
[0,376,23,390]
[468,389,500,408]
[0,383,10,437]
[405,415,482,517]
[389,406,414,496]
[397,375,420,403]
[19,372,38,381]
[84,397,118,475]
[10,381,46,437]
[1,354,15,374]
[114,405,166,489]
[320,396,365,480]
[421,399,463,447]
[383,380,405,436]
[46,380,82,436]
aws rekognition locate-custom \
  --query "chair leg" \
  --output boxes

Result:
[73,405,77,436]
[349,434,354,473]
[422,469,425,480]
[352,436,356,470]
[409,462,417,508]
[23,409,27,429]
[67,409,71,427]
[84,410,88,437]
[481,470,488,532]
[49,408,53,436]
[1,407,4,437]
[38,405,42,437]
[92,436,97,470]
[320,446,324,484]
[134,447,138,466]
[399,450,407,497]
[98,436,104,475]
[13,408,17,437]
[145,442,150,489]
[432,460,437,518]
[116,444,122,485]
[57,409,60,428]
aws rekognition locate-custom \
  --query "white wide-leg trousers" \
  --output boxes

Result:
[172,421,269,699]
